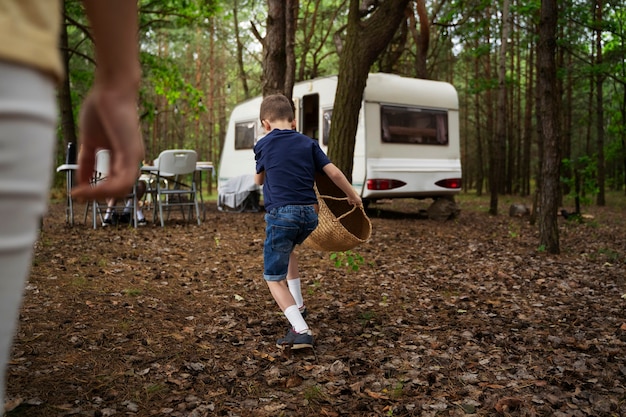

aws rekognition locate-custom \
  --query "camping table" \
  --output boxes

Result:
[195,162,213,219]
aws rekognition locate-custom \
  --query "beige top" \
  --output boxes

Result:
[0,0,63,82]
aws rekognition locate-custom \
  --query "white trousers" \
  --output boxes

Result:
[0,61,56,413]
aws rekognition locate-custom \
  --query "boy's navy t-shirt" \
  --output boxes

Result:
[254,128,331,211]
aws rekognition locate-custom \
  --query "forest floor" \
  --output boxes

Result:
[5,194,626,417]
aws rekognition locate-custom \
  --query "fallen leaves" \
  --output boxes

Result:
[7,200,626,416]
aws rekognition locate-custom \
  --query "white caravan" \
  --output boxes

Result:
[218,73,462,209]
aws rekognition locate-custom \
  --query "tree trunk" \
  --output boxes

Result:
[328,0,411,179]
[58,20,77,153]
[594,0,606,206]
[522,40,534,197]
[485,4,497,215]
[537,0,560,254]
[233,0,250,99]
[284,0,298,99]
[493,0,510,212]
[262,0,287,96]
[414,0,429,79]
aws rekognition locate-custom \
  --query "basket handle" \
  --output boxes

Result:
[318,194,365,221]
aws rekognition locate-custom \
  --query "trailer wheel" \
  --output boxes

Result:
[427,197,460,221]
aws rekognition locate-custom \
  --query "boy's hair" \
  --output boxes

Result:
[260,94,294,123]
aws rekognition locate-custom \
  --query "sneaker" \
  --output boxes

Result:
[118,213,131,224]
[137,218,147,226]
[102,216,115,227]
[276,328,313,350]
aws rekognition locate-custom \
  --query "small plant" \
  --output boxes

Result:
[509,223,520,239]
[122,288,142,296]
[359,311,376,326]
[306,279,322,295]
[379,294,389,306]
[391,381,404,399]
[537,244,546,253]
[71,276,87,287]
[597,247,621,262]
[330,250,364,272]
[144,383,166,396]
[303,385,324,403]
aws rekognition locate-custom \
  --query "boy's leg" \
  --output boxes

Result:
[286,252,305,313]
[263,209,312,348]
[266,280,313,349]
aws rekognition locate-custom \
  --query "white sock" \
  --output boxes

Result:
[287,278,304,310]
[136,209,145,221]
[284,305,310,335]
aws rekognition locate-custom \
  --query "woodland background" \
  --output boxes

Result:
[8,2,626,415]
[57,0,625,195]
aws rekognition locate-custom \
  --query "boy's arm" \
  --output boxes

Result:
[254,171,265,186]
[322,163,362,206]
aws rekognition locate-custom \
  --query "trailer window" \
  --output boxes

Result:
[381,105,448,145]
[235,121,256,149]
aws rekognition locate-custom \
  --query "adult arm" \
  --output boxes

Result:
[71,0,144,200]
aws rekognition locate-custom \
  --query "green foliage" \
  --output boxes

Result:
[330,250,364,272]
[561,156,599,206]
[359,310,376,326]
[303,385,325,403]
[122,288,142,297]
[54,0,626,203]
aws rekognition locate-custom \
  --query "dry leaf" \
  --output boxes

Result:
[364,389,389,400]
[494,397,523,413]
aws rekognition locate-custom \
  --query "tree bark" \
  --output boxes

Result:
[58,19,77,153]
[414,0,430,79]
[233,0,250,99]
[537,0,560,254]
[262,0,287,96]
[491,0,510,214]
[284,0,298,100]
[522,39,534,197]
[328,0,411,179]
[594,0,606,206]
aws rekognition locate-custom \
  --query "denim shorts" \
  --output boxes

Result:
[263,205,318,281]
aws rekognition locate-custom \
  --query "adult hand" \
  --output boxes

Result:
[71,87,144,200]
[70,0,142,201]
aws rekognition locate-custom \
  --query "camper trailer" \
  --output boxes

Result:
[218,73,462,212]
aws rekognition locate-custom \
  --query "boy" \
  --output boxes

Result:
[254,94,361,349]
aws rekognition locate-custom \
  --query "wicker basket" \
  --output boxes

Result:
[304,174,372,251]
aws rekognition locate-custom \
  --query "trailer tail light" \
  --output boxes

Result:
[435,178,462,189]
[367,179,406,190]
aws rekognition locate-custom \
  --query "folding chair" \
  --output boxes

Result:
[84,149,139,229]
[153,149,201,227]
